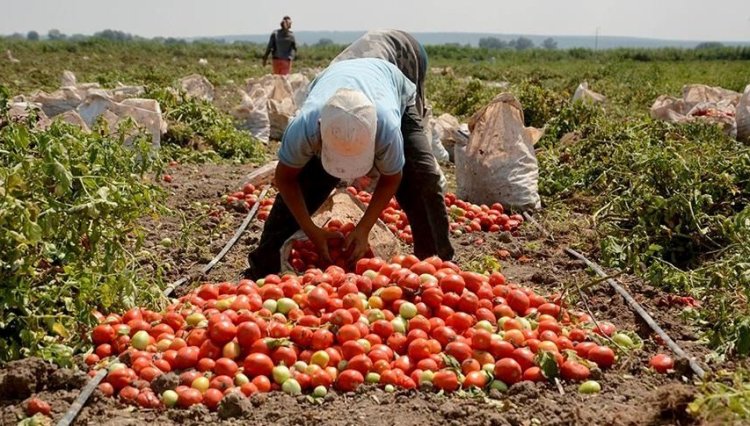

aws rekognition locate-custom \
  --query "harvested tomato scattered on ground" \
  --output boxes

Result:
[222,182,275,220]
[85,254,632,411]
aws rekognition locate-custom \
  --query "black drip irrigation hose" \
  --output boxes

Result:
[564,247,706,379]
[56,187,269,426]
[521,211,706,379]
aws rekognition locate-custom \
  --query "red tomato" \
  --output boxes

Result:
[431,326,457,347]
[311,329,335,350]
[311,369,334,388]
[560,360,590,381]
[95,344,113,359]
[574,341,598,358]
[107,368,137,391]
[252,375,272,392]
[26,398,51,416]
[98,382,114,397]
[461,358,481,375]
[445,312,474,332]
[336,324,361,344]
[177,387,203,408]
[407,338,432,361]
[243,353,274,378]
[91,324,116,345]
[336,370,364,392]
[214,358,239,377]
[471,329,492,351]
[271,346,298,367]
[445,341,472,363]
[203,388,223,411]
[433,370,459,392]
[587,346,616,369]
[236,322,262,348]
[210,375,234,391]
[494,358,523,385]
[489,340,514,359]
[196,358,216,372]
[593,321,617,337]
[463,370,489,389]
[649,354,674,373]
[439,274,465,294]
[240,382,259,396]
[347,354,373,375]
[507,290,530,314]
[119,385,139,403]
[522,366,545,382]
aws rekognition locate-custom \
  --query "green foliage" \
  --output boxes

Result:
[149,87,266,164]
[427,76,498,119]
[511,80,569,128]
[538,105,750,356]
[690,369,750,422]
[0,113,165,363]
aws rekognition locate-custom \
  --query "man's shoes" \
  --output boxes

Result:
[238,267,255,281]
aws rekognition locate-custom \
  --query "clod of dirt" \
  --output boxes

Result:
[489,388,505,400]
[48,368,88,390]
[650,383,697,424]
[564,259,586,270]
[508,380,540,402]
[150,372,179,395]
[439,402,462,419]
[168,403,210,423]
[497,231,514,243]
[531,271,556,284]
[250,392,268,407]
[217,392,253,419]
[673,357,697,378]
[0,358,54,400]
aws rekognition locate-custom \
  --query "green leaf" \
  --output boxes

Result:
[52,160,73,194]
[536,351,559,379]
[24,221,43,244]
[736,321,750,357]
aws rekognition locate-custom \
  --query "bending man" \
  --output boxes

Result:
[245,30,453,279]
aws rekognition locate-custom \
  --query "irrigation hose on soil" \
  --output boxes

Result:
[522,212,706,379]
[56,369,108,426]
[56,187,269,426]
[564,247,706,379]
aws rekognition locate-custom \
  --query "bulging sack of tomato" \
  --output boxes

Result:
[455,93,542,211]
[737,84,750,143]
[279,190,400,273]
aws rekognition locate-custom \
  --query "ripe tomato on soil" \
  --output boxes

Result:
[85,249,638,412]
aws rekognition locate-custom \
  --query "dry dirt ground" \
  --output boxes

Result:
[1,163,705,426]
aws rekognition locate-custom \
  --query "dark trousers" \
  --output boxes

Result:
[246,104,454,278]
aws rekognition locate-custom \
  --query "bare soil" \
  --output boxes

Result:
[1,164,706,426]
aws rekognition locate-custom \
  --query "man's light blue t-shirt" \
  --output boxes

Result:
[278,58,416,176]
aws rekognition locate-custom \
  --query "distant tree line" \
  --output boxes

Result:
[478,36,558,50]
[4,30,749,61]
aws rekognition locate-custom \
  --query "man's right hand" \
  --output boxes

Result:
[306,226,343,265]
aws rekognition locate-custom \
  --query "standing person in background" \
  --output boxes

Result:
[262,16,297,75]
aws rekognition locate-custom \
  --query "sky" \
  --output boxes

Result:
[4,0,750,42]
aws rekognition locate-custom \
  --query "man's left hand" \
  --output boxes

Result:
[344,227,370,262]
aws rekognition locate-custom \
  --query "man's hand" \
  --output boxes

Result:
[307,226,343,265]
[344,226,370,262]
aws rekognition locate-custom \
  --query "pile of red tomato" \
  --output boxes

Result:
[287,220,374,272]
[222,183,274,221]
[347,188,524,244]
[85,254,630,411]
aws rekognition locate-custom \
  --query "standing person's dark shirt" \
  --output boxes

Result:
[263,16,297,75]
